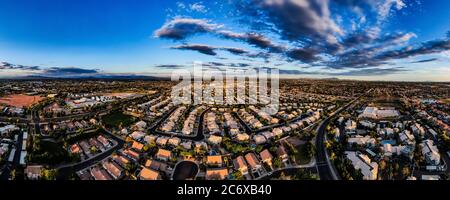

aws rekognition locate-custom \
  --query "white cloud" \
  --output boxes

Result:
[189,2,207,13]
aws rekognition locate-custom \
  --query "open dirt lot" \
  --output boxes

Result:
[0,94,43,108]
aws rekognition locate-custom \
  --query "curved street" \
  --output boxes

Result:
[315,89,371,180]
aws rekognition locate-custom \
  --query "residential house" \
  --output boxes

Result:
[102,160,124,180]
[156,148,172,161]
[112,154,130,168]
[345,151,378,180]
[122,149,140,161]
[207,135,222,145]
[244,153,262,173]
[276,146,289,163]
[420,140,441,165]
[206,168,229,180]
[24,165,43,180]
[90,166,113,180]
[206,155,223,167]
[131,141,145,152]
[347,135,376,147]
[259,149,273,166]
[233,156,248,175]
[139,167,161,180]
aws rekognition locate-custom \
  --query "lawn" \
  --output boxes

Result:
[27,140,73,165]
[294,144,312,165]
[102,111,136,129]
[371,98,402,108]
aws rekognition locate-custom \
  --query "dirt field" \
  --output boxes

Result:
[0,94,43,108]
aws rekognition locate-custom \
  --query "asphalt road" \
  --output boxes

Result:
[150,106,208,141]
[315,116,338,180]
[55,128,125,180]
[315,90,370,180]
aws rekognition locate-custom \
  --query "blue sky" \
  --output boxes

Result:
[0,0,449,81]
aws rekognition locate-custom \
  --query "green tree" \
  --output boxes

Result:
[41,169,57,180]
[232,171,243,180]
[273,157,282,169]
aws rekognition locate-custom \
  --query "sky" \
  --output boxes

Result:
[0,0,449,81]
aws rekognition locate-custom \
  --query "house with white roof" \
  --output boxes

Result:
[345,151,378,180]
[420,140,440,165]
[348,135,376,147]
[399,130,415,145]
[0,125,19,135]
[253,135,267,144]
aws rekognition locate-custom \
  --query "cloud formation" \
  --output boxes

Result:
[411,58,439,63]
[1,61,104,78]
[244,0,343,44]
[0,62,41,71]
[171,44,218,55]
[43,67,99,75]
[154,64,184,69]
[154,17,284,57]
[153,0,448,77]
[154,18,220,40]
[262,66,407,76]
[169,43,272,61]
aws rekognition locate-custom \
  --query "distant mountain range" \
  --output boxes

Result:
[1,74,171,81]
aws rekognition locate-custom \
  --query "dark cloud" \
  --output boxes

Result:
[277,69,320,75]
[171,44,250,57]
[332,67,408,76]
[206,62,226,66]
[44,67,99,75]
[170,43,272,61]
[374,39,450,61]
[235,0,342,45]
[1,62,99,75]
[231,63,251,67]
[154,64,184,69]
[319,37,448,69]
[411,58,439,64]
[262,67,407,76]
[171,44,217,56]
[205,62,251,68]
[155,17,284,56]
[0,62,41,71]
[219,47,249,55]
[154,1,447,73]
[229,0,421,67]
[342,30,415,50]
[218,31,285,53]
[154,18,219,40]
[286,48,320,63]
[0,62,13,68]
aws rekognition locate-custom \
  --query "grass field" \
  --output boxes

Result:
[294,144,312,165]
[28,140,72,165]
[102,111,136,128]
[0,94,43,108]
